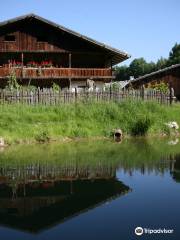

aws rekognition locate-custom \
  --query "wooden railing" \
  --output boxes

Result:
[0,67,112,78]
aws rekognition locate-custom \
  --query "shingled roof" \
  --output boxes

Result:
[126,63,180,87]
[0,13,130,65]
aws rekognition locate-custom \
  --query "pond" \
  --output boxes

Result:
[0,138,180,240]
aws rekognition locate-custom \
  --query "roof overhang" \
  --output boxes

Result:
[126,64,180,88]
[0,13,130,65]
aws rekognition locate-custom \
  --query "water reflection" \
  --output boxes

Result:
[0,139,180,236]
[170,153,180,182]
[0,163,130,233]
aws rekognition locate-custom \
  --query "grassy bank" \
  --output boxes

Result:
[0,100,180,144]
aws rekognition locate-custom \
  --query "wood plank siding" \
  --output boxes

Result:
[126,64,180,99]
[0,14,130,88]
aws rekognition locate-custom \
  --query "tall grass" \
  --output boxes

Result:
[0,100,179,143]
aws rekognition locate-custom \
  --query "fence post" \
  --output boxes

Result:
[37,87,40,104]
[110,85,112,100]
[169,83,174,105]
[75,87,77,103]
[140,84,145,101]
[0,89,2,104]
[86,88,89,103]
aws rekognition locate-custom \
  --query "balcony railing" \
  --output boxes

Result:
[0,67,112,79]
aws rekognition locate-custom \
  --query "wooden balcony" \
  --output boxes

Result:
[0,67,113,79]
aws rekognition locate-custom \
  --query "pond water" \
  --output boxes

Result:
[0,138,180,240]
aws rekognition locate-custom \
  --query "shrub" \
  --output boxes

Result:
[7,71,20,90]
[152,82,169,94]
[52,82,60,92]
[35,130,50,143]
[130,117,152,136]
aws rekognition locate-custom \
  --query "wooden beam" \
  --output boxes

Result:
[110,59,113,82]
[21,52,24,67]
[69,53,72,68]
[2,76,115,80]
[0,50,70,53]
[69,53,72,89]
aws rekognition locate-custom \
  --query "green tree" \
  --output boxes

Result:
[167,43,180,65]
[115,59,156,81]
[146,61,156,73]
[156,57,168,70]
[129,58,149,78]
[114,65,130,81]
[114,42,180,81]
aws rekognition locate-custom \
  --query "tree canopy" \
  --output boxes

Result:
[115,43,180,81]
[168,43,180,66]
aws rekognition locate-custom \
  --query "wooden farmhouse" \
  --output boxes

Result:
[127,64,180,99]
[0,14,130,90]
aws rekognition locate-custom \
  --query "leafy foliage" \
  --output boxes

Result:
[129,58,155,78]
[115,43,180,81]
[152,82,169,94]
[130,116,152,136]
[168,43,180,66]
[7,71,20,90]
[35,130,50,143]
[52,82,60,92]
[114,65,130,81]
[156,57,168,70]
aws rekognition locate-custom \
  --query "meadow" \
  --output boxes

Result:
[0,100,179,144]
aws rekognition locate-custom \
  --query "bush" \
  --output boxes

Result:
[52,82,60,92]
[35,130,50,143]
[152,82,169,94]
[130,117,152,136]
[7,71,20,90]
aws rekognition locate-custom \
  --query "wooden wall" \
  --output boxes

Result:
[0,30,66,52]
[0,18,114,68]
[0,18,110,67]
[0,18,110,55]
[132,69,180,99]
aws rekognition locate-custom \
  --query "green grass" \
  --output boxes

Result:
[0,100,180,144]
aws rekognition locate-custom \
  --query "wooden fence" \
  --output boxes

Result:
[0,88,173,105]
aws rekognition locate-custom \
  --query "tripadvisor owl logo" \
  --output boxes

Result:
[134,226,174,236]
[135,227,143,236]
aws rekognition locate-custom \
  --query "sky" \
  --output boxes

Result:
[0,0,179,65]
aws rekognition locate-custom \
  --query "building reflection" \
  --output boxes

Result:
[170,154,180,182]
[0,164,130,233]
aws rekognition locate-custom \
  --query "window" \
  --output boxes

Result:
[4,35,16,42]
[37,35,48,42]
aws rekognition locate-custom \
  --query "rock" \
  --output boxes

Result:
[165,121,179,130]
[168,139,179,145]
[0,137,5,147]
[113,129,123,142]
